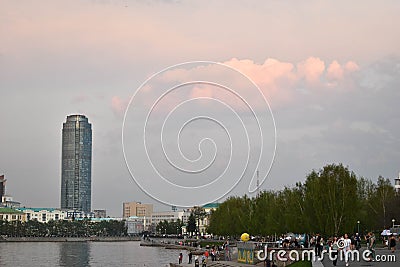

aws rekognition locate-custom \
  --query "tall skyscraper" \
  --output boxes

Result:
[61,115,92,212]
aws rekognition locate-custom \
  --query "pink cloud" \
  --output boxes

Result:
[327,60,344,81]
[111,96,129,116]
[297,57,326,85]
[112,57,360,114]
[345,61,360,72]
[190,86,214,99]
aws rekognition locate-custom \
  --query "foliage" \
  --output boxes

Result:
[0,219,127,237]
[208,163,400,237]
[186,213,197,235]
[156,219,184,235]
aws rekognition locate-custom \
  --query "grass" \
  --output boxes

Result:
[287,261,312,267]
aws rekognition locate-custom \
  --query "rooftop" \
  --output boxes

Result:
[17,207,57,212]
[0,207,24,214]
[202,203,220,209]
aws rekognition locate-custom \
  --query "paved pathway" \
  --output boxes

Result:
[321,249,398,267]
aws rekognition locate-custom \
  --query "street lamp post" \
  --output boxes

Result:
[357,221,360,233]
[392,219,395,228]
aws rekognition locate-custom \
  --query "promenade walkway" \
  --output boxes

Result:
[171,260,268,267]
[321,249,398,267]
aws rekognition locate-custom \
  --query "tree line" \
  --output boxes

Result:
[0,219,127,237]
[156,219,184,235]
[208,163,400,237]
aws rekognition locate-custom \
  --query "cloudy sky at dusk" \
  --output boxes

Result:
[1,0,400,216]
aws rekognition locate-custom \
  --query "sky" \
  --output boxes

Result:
[1,0,400,216]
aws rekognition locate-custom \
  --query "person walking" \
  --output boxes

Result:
[366,232,376,262]
[365,232,370,249]
[343,234,352,267]
[389,234,396,253]
[331,236,339,266]
[201,253,208,267]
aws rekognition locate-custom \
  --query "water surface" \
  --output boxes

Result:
[0,241,185,266]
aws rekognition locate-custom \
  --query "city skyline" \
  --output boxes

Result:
[1,1,400,216]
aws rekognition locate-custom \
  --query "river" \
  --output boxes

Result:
[0,241,186,266]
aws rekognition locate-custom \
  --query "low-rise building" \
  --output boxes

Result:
[151,210,185,225]
[199,203,219,234]
[0,207,26,222]
[17,208,67,223]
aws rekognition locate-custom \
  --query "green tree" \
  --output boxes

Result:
[187,213,196,235]
[304,164,360,236]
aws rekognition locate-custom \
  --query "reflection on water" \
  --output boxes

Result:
[59,242,90,266]
[0,241,185,266]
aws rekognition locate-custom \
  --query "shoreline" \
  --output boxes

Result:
[0,236,141,242]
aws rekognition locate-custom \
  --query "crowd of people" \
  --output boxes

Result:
[310,232,398,266]
[179,241,232,267]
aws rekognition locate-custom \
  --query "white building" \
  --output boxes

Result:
[17,208,67,223]
[1,195,21,208]
[151,211,186,225]
[66,210,94,219]
[17,208,95,223]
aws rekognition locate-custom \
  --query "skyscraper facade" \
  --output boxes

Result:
[61,115,92,213]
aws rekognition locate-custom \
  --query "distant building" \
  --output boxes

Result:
[17,208,67,223]
[0,175,6,202]
[17,208,97,223]
[395,173,400,194]
[1,195,21,208]
[0,207,26,222]
[126,216,145,235]
[93,209,107,218]
[180,203,220,235]
[0,175,21,208]
[123,202,153,218]
[202,203,220,213]
[61,115,92,213]
[66,210,94,220]
[151,210,186,225]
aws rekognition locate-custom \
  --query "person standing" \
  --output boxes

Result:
[178,252,183,264]
[354,233,361,250]
[315,234,322,257]
[188,251,193,264]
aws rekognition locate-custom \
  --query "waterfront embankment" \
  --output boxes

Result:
[0,236,141,242]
